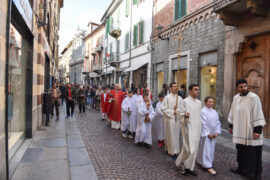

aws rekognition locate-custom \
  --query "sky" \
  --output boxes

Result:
[58,0,111,54]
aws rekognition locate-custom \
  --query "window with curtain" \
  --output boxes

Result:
[174,0,186,21]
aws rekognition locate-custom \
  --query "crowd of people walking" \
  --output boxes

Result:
[49,79,265,180]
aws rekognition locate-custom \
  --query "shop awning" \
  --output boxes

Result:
[124,62,148,72]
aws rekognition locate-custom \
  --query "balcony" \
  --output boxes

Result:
[214,0,270,26]
[91,48,96,56]
[109,25,121,39]
[108,52,120,67]
[92,63,102,74]
[96,44,103,53]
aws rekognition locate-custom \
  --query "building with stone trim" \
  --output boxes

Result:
[0,0,63,178]
[101,0,153,88]
[59,40,72,83]
[151,0,225,122]
[213,0,270,138]
[83,22,105,86]
[69,28,86,85]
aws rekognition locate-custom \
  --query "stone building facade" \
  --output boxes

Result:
[83,22,104,86]
[214,0,270,137]
[59,40,72,83]
[69,28,86,85]
[0,0,63,178]
[151,0,225,122]
[101,0,152,88]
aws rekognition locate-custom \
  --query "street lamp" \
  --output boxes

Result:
[156,24,169,41]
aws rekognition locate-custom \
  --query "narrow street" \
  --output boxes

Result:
[76,108,270,180]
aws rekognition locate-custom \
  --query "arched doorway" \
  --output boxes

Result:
[236,33,270,137]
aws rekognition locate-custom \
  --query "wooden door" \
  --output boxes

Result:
[236,33,270,138]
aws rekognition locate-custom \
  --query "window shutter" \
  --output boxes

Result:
[174,0,179,21]
[125,32,129,51]
[126,0,130,17]
[181,0,186,17]
[133,25,138,46]
[139,20,144,44]
[133,0,137,6]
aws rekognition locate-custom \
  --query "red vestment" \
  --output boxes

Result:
[100,93,108,113]
[106,90,126,122]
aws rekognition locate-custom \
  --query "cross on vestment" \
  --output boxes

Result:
[173,32,185,121]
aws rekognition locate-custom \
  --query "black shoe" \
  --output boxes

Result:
[185,169,198,177]
[144,143,151,149]
[230,167,240,174]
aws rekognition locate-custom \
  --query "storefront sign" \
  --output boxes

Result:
[13,0,33,32]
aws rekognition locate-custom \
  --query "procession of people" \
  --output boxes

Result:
[49,79,265,180]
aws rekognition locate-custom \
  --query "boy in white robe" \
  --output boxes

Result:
[137,93,155,148]
[155,92,165,147]
[134,88,144,144]
[197,96,221,175]
[121,91,136,138]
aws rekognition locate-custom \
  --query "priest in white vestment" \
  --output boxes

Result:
[175,84,201,177]
[197,96,221,175]
[228,79,266,180]
[138,93,155,148]
[161,82,184,156]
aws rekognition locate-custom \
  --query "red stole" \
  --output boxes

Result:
[106,90,125,122]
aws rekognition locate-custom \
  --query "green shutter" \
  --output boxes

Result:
[126,0,130,17]
[181,0,186,17]
[174,0,186,21]
[133,0,137,5]
[133,25,138,46]
[125,32,129,51]
[139,20,144,44]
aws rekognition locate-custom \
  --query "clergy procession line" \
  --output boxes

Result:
[49,78,266,180]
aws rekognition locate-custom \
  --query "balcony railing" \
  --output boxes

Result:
[92,63,102,74]
[96,44,103,53]
[84,51,89,58]
[91,48,96,56]
[108,52,120,67]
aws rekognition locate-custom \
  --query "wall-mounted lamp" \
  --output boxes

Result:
[156,24,169,41]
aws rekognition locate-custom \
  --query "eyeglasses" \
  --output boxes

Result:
[193,88,200,91]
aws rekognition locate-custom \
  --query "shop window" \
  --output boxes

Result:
[199,51,218,107]
[157,72,164,94]
[174,70,187,97]
[200,66,217,107]
[8,24,27,154]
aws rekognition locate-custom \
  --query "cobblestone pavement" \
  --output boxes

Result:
[75,108,270,180]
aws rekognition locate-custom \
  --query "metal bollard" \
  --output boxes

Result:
[42,91,52,126]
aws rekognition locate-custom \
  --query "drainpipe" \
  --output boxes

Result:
[128,0,133,86]
[5,0,12,178]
